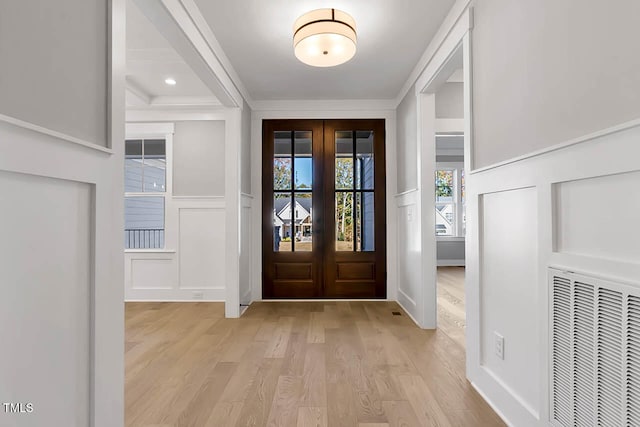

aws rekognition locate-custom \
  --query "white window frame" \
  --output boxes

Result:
[435,161,465,240]
[124,123,174,252]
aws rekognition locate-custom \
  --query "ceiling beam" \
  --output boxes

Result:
[133,0,243,108]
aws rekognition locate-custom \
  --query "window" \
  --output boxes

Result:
[435,163,465,237]
[125,139,166,249]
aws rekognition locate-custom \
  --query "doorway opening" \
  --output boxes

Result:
[430,54,467,346]
[435,131,466,347]
[262,119,387,299]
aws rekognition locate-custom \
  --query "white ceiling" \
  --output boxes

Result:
[193,0,457,101]
[126,0,215,105]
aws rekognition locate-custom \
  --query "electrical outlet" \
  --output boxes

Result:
[494,332,504,360]
[192,291,204,300]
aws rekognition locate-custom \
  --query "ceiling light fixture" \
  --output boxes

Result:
[164,78,177,85]
[293,8,357,67]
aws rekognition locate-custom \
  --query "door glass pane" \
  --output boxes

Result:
[294,194,312,252]
[335,131,353,190]
[335,192,353,251]
[273,192,292,252]
[356,192,375,251]
[435,170,454,203]
[274,132,292,154]
[274,132,292,190]
[356,131,374,190]
[294,131,313,190]
[142,140,166,192]
[274,158,292,190]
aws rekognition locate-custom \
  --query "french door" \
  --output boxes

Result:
[262,119,386,298]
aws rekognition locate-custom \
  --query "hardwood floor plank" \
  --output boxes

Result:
[300,343,326,406]
[265,316,295,358]
[176,361,237,427]
[398,374,452,427]
[204,401,243,427]
[307,311,325,343]
[381,400,422,427]
[265,375,304,427]
[296,407,327,427]
[125,299,504,427]
[437,267,466,349]
[235,358,284,427]
[218,341,268,402]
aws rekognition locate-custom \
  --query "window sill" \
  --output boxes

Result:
[124,249,176,254]
[436,236,465,242]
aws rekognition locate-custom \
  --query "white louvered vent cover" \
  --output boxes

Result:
[550,268,640,427]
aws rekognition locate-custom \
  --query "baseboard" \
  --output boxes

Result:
[470,381,515,427]
[437,259,466,266]
[396,299,423,328]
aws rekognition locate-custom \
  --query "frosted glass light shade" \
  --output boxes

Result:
[293,8,357,67]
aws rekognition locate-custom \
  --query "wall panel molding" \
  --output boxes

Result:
[466,118,640,427]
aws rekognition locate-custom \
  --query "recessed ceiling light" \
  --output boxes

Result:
[165,78,177,85]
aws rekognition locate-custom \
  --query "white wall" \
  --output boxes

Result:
[125,121,228,301]
[436,82,463,119]
[0,172,92,426]
[461,1,640,425]
[0,0,108,146]
[0,0,124,425]
[472,0,640,169]
[241,99,252,194]
[396,87,418,193]
[437,240,465,265]
[173,121,225,196]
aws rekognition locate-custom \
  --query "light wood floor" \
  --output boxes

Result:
[126,293,502,426]
[437,267,466,349]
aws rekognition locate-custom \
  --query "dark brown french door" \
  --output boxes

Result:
[262,119,386,299]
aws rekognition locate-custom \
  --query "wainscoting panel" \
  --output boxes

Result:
[554,170,640,264]
[466,122,640,426]
[131,257,174,289]
[178,207,226,290]
[125,198,227,301]
[396,190,421,322]
[0,170,92,426]
[480,187,540,413]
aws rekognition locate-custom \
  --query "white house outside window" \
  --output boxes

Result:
[125,139,167,249]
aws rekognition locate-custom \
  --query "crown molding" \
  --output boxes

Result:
[251,99,396,112]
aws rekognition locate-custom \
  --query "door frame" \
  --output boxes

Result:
[251,105,398,301]
[261,119,387,299]
[413,11,473,329]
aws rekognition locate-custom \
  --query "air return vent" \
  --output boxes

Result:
[550,268,640,427]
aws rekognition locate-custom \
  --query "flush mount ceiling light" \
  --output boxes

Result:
[293,8,357,67]
[164,77,177,85]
